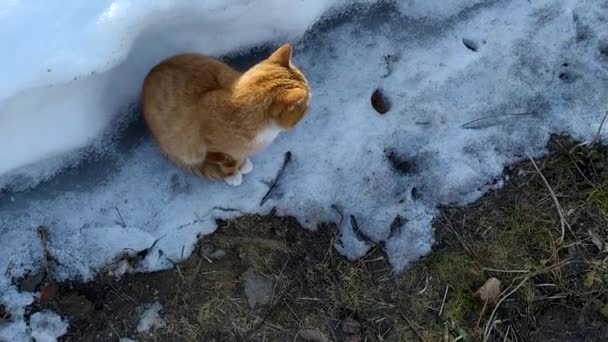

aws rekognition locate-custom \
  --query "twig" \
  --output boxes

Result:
[461,112,536,129]
[213,206,242,213]
[331,204,345,225]
[114,207,126,228]
[483,277,530,342]
[417,274,430,295]
[260,151,292,206]
[476,299,489,330]
[575,109,608,150]
[37,225,52,276]
[442,213,472,255]
[527,155,573,244]
[590,110,607,145]
[400,313,423,341]
[503,325,511,342]
[438,285,449,317]
[350,215,376,246]
[482,267,530,273]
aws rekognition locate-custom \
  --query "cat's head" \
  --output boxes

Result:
[240,44,311,129]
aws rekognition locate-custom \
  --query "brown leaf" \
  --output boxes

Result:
[297,329,328,342]
[475,277,501,306]
[38,280,58,305]
[371,88,390,114]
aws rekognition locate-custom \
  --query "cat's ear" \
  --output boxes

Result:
[276,88,307,109]
[268,44,292,67]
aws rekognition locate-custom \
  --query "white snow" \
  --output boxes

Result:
[0,0,369,191]
[28,311,68,342]
[136,302,165,333]
[1,0,608,340]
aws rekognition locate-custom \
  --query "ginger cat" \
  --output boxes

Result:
[141,44,310,186]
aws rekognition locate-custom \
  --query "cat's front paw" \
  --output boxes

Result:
[224,172,243,187]
[240,158,253,175]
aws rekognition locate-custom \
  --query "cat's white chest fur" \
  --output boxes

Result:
[253,123,284,150]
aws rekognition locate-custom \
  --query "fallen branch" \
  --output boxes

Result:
[260,151,292,206]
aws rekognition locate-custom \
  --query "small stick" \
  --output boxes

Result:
[417,275,430,295]
[37,226,51,276]
[260,151,292,206]
[330,204,345,225]
[438,285,449,317]
[350,215,376,246]
[461,112,536,130]
[114,207,126,228]
[399,313,423,341]
[590,110,608,146]
[572,109,608,151]
[527,155,573,243]
[483,277,529,342]
[475,298,488,330]
[482,267,530,273]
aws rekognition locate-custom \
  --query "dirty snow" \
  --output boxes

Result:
[136,302,165,333]
[1,0,608,340]
[28,311,68,342]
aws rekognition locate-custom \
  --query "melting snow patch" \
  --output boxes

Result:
[29,311,68,342]
[136,302,165,333]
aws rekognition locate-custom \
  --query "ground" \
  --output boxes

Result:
[10,136,608,341]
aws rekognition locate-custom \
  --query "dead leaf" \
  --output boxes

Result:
[38,280,58,305]
[588,230,605,252]
[297,329,328,342]
[475,277,501,306]
[371,88,390,114]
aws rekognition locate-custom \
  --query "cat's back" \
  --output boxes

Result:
[141,53,240,161]
[142,53,237,106]
[142,53,239,129]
